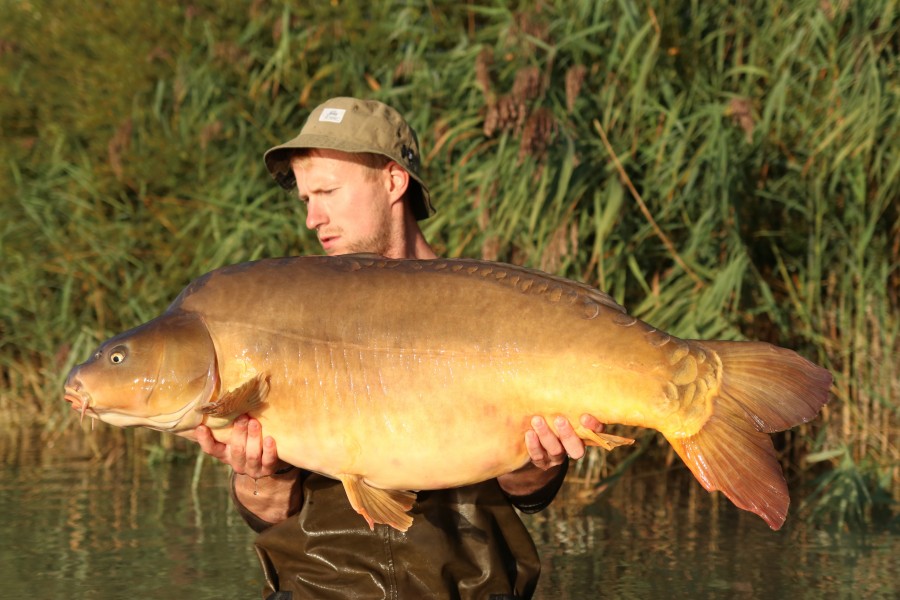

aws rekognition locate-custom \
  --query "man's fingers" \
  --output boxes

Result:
[524,429,548,465]
[523,414,608,470]
[196,424,212,451]
[194,414,282,477]
[229,415,249,467]
[238,417,281,478]
[532,416,565,457]
[580,413,605,434]
[555,417,586,460]
[525,416,574,470]
[196,425,227,462]
[261,436,280,471]
[244,418,263,464]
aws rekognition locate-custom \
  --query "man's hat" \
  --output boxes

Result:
[264,97,434,220]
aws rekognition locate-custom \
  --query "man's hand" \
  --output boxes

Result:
[196,414,288,478]
[497,414,605,498]
[526,414,605,469]
[197,415,301,525]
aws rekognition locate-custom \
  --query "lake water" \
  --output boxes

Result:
[0,430,896,599]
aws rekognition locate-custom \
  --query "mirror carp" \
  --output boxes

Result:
[64,254,831,531]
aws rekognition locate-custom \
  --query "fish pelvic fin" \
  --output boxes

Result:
[664,341,831,531]
[338,474,417,532]
[197,374,269,420]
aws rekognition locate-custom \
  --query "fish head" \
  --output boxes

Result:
[64,311,219,433]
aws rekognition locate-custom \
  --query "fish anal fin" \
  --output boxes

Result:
[338,474,416,532]
[576,426,635,451]
[197,374,269,419]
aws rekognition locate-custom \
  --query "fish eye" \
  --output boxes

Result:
[109,346,128,365]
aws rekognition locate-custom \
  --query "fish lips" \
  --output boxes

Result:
[62,372,130,423]
[63,384,97,423]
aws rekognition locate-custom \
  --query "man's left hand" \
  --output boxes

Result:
[525,414,605,470]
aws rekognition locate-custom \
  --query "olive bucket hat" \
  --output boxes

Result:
[264,97,435,220]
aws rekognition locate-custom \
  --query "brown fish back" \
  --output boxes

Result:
[325,254,628,315]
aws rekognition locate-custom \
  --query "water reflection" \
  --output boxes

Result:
[0,431,260,599]
[1,431,897,599]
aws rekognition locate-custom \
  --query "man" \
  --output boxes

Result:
[196,97,604,599]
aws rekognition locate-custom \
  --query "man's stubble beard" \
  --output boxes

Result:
[337,201,394,257]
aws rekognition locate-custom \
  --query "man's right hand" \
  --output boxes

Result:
[197,415,301,525]
[196,414,288,478]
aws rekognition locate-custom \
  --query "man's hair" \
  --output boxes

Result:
[290,149,389,178]
[289,149,420,200]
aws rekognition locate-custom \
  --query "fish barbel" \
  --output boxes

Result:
[63,254,831,531]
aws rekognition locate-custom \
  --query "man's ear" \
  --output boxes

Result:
[384,161,410,204]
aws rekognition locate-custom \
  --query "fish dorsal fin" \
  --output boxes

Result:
[338,474,417,532]
[329,255,627,315]
[197,374,269,420]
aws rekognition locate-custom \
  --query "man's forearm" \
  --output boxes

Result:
[496,461,568,510]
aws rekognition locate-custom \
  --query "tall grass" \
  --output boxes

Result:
[2,0,897,524]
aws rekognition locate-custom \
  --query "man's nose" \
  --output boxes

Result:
[305,199,326,231]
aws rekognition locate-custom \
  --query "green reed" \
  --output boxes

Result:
[1,0,897,525]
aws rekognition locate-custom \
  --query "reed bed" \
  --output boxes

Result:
[1,0,897,526]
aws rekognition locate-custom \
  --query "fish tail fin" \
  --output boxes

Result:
[664,341,831,530]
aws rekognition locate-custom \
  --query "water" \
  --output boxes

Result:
[1,432,896,599]
[0,431,261,599]
[524,472,898,598]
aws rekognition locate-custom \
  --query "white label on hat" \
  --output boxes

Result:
[319,108,346,124]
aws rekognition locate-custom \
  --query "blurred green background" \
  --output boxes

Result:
[1,0,897,527]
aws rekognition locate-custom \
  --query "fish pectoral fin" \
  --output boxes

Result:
[338,474,416,532]
[576,426,635,451]
[197,374,269,419]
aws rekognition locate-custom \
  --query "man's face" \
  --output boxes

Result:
[291,149,395,256]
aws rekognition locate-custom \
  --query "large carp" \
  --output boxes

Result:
[64,254,830,531]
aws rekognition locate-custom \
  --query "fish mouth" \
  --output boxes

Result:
[64,385,96,423]
[64,387,206,433]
